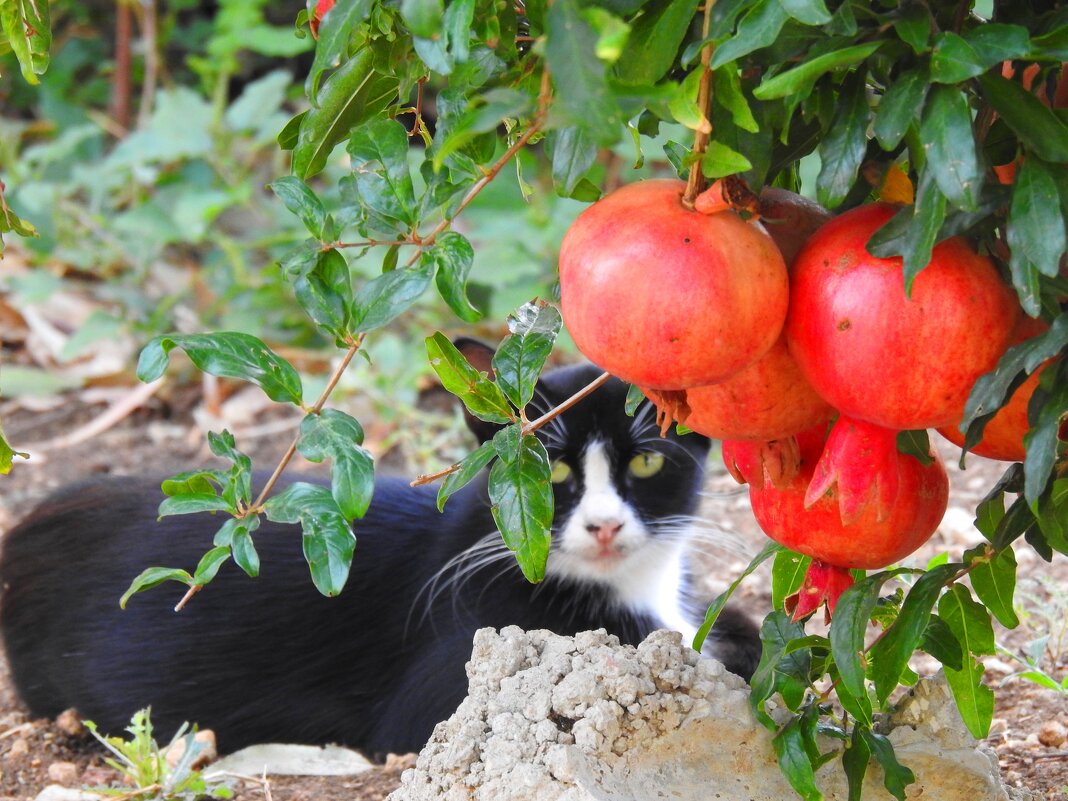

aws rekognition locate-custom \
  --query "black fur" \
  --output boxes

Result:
[0,362,759,756]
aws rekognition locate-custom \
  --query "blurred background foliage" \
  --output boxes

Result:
[0,0,672,468]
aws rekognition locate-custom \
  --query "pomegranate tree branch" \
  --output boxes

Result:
[683,0,718,207]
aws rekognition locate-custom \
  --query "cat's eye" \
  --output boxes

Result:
[550,459,573,483]
[629,452,665,478]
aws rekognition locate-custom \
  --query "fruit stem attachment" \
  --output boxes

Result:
[682,0,717,208]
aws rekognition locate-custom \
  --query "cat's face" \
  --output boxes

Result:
[527,365,711,607]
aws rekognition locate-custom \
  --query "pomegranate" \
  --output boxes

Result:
[785,203,1019,431]
[750,423,949,619]
[559,179,789,389]
[644,335,833,442]
[938,316,1055,461]
[309,0,334,38]
[722,434,805,491]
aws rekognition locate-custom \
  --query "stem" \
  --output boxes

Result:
[410,371,612,487]
[248,334,366,513]
[683,0,718,208]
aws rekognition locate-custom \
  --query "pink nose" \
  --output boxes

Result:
[586,521,622,546]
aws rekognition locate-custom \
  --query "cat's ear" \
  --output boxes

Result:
[452,337,503,444]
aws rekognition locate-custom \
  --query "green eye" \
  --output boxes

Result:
[550,459,573,483]
[629,452,665,478]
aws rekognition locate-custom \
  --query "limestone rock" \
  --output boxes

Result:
[389,627,1035,801]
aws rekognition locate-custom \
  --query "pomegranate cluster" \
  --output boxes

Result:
[558,180,1037,619]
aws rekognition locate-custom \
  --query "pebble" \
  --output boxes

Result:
[54,710,83,738]
[1037,720,1067,748]
[7,738,29,759]
[46,762,78,785]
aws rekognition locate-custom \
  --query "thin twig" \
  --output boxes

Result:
[174,584,202,613]
[20,378,165,453]
[683,0,718,207]
[410,371,612,487]
[248,334,366,513]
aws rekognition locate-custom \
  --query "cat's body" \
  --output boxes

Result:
[0,361,759,756]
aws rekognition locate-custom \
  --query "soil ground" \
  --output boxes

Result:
[0,389,1065,800]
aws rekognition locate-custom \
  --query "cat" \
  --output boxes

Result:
[0,342,760,757]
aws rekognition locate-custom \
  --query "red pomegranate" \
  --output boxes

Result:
[750,423,949,618]
[785,203,1019,430]
[645,335,833,442]
[938,316,1055,461]
[559,180,789,389]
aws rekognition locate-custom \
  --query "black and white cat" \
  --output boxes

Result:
[0,348,759,756]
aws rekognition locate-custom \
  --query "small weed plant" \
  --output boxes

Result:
[84,709,232,800]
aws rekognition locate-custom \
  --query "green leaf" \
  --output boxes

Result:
[427,232,481,323]
[425,333,514,424]
[304,0,374,100]
[711,0,788,69]
[269,176,327,239]
[120,567,194,609]
[492,302,562,409]
[893,4,929,53]
[865,169,946,293]
[974,492,1007,542]
[816,74,869,209]
[1037,478,1068,555]
[1031,25,1068,60]
[968,546,1019,628]
[963,24,1031,65]
[771,550,810,611]
[0,0,50,84]
[694,542,782,651]
[754,43,880,100]
[158,494,234,518]
[749,611,809,723]
[937,585,995,737]
[264,482,356,596]
[438,441,497,511]
[291,248,353,340]
[713,67,759,133]
[432,88,534,168]
[1023,360,1068,506]
[929,32,985,83]
[488,428,553,583]
[401,0,444,38]
[614,0,699,85]
[192,546,232,585]
[231,524,261,578]
[942,651,995,738]
[137,333,304,406]
[295,46,398,180]
[549,125,599,197]
[545,0,624,145]
[978,73,1068,164]
[869,563,960,703]
[347,118,418,231]
[920,86,982,211]
[830,569,911,711]
[859,729,916,801]
[1007,158,1067,310]
[777,0,831,25]
[0,422,28,474]
[772,716,822,801]
[702,141,753,179]
[297,409,375,521]
[625,383,645,416]
[842,727,871,801]
[351,263,434,333]
[921,613,963,670]
[962,314,1068,428]
[873,68,929,150]
[895,429,934,465]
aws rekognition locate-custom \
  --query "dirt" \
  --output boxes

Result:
[0,390,1065,800]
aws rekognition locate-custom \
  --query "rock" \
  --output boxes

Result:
[7,738,29,759]
[389,627,1037,801]
[45,761,79,785]
[1037,721,1066,748]
[54,710,84,738]
[33,788,97,801]
[204,743,374,778]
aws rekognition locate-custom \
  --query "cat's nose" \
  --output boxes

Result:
[586,520,623,545]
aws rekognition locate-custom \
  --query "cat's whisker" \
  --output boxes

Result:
[697,486,750,499]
